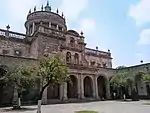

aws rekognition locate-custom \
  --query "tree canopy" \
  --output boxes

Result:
[37,54,70,99]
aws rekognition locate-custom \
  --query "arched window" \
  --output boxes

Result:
[66,52,71,63]
[74,53,79,64]
[70,37,75,47]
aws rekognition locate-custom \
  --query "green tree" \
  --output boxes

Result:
[6,65,36,109]
[0,65,9,106]
[110,70,131,100]
[142,73,150,83]
[36,54,70,113]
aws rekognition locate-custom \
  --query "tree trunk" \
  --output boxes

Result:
[37,83,49,113]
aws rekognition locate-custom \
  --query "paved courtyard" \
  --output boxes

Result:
[1,100,150,113]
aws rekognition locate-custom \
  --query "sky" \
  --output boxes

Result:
[0,0,150,68]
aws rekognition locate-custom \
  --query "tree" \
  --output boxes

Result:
[36,54,70,113]
[110,70,131,100]
[0,65,9,106]
[6,65,36,109]
[142,73,150,83]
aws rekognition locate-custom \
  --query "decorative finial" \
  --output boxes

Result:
[62,12,64,17]
[81,31,83,36]
[141,60,143,63]
[41,5,43,11]
[108,49,110,52]
[6,25,10,31]
[47,0,49,6]
[96,46,98,50]
[34,6,36,12]
[56,8,59,14]
[29,9,31,14]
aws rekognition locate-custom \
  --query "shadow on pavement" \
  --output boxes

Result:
[1,107,37,112]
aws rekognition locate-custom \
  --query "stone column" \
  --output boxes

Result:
[62,83,68,101]
[106,80,111,100]
[77,75,81,99]
[94,76,100,100]
[49,22,51,28]
[59,84,64,100]
[92,77,96,99]
[80,74,85,99]
[42,87,47,104]
[57,25,59,30]
[32,22,35,35]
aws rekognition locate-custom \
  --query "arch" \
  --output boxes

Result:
[84,76,93,98]
[74,53,79,65]
[47,84,60,99]
[66,52,71,63]
[67,75,78,98]
[97,75,107,99]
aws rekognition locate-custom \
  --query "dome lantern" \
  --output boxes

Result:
[45,1,51,12]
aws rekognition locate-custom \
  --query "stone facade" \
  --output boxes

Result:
[0,2,150,105]
[0,3,114,105]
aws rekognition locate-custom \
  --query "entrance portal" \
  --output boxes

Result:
[84,76,93,98]
[97,76,106,99]
[67,75,78,98]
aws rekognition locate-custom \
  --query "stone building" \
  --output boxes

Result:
[0,2,150,106]
[0,2,114,105]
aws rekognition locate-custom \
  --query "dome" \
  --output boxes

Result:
[67,30,79,37]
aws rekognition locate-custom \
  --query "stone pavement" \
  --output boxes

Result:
[1,100,150,113]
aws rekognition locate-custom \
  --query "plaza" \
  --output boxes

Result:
[1,100,150,113]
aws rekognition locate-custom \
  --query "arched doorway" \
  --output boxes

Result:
[47,84,60,99]
[84,76,93,98]
[97,76,106,99]
[67,75,78,98]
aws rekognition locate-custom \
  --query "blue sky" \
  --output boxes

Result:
[0,0,150,68]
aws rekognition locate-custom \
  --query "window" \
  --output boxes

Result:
[91,60,95,66]
[58,26,63,31]
[102,62,107,68]
[51,23,57,29]
[70,37,75,47]
[2,50,10,55]
[74,53,79,64]
[66,52,71,63]
[97,63,101,67]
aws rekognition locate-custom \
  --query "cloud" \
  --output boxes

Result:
[59,0,88,22]
[3,0,42,21]
[1,0,42,32]
[129,0,150,26]
[78,18,96,34]
[137,29,150,45]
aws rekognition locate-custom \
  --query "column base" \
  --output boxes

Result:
[62,96,68,101]
[42,98,47,105]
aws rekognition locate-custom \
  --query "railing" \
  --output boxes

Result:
[85,48,111,57]
[0,29,26,39]
[38,25,65,38]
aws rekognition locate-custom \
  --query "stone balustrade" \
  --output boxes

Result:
[0,29,26,39]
